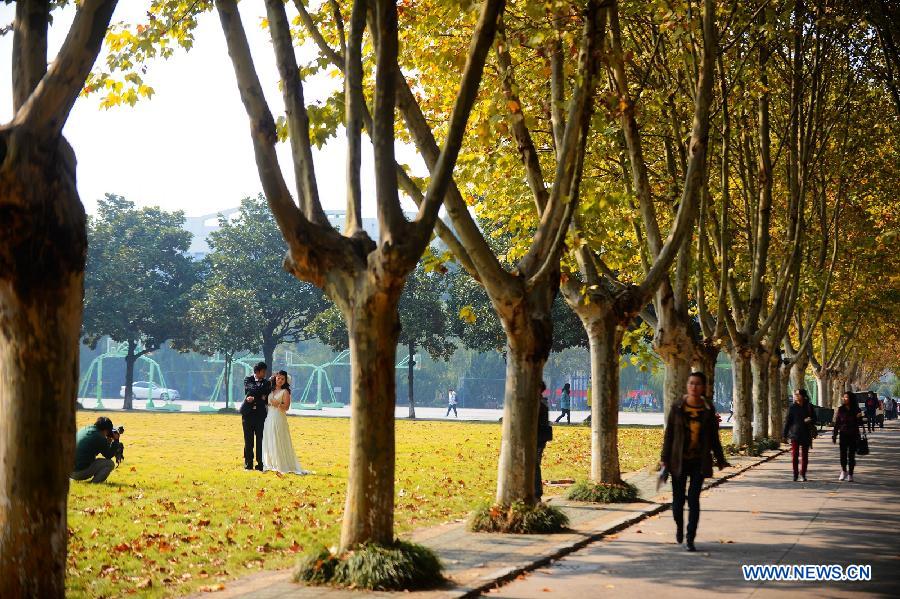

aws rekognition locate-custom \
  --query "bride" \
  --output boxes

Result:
[262,370,309,474]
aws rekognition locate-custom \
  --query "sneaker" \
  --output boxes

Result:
[801,475,808,482]
[676,528,684,544]
[839,471,846,481]
[793,474,798,481]
[847,474,853,482]
[685,540,696,552]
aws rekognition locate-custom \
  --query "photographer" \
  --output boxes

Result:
[71,417,122,484]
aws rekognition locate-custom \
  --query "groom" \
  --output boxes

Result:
[240,362,270,471]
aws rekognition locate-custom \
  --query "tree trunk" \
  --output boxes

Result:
[224,353,233,409]
[815,371,829,409]
[261,334,276,374]
[340,293,401,550]
[751,349,769,440]
[694,342,719,404]
[0,134,88,597]
[123,338,137,410]
[653,290,695,423]
[495,287,554,505]
[496,343,544,504]
[730,348,753,446]
[789,351,809,392]
[582,306,624,484]
[407,338,416,419]
[767,355,783,439]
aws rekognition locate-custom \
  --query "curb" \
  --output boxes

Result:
[453,448,788,598]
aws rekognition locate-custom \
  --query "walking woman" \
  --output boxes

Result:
[833,391,862,482]
[783,389,816,482]
[555,383,572,424]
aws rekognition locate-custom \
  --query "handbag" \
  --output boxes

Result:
[857,428,870,456]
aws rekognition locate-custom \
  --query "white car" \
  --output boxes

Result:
[119,381,181,400]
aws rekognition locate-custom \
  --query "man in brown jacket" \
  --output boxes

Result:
[660,371,729,551]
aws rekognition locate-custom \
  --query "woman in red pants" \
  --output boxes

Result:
[783,389,816,481]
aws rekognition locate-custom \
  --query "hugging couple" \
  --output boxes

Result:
[240,361,309,475]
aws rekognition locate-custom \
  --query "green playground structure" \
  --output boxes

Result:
[199,354,262,412]
[78,340,180,411]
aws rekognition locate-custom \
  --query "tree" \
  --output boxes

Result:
[560,0,717,484]
[1,2,120,595]
[204,194,328,368]
[82,194,197,409]
[213,0,503,552]
[308,262,457,418]
[188,280,261,410]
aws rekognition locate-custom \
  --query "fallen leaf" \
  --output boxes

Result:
[137,577,152,589]
[198,584,225,592]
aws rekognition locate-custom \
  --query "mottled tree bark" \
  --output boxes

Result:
[1,1,119,595]
[730,348,753,445]
[768,355,784,438]
[340,290,401,547]
[751,349,770,440]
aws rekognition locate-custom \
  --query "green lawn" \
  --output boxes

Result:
[67,412,677,597]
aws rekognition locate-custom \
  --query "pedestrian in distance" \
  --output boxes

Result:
[864,392,878,433]
[726,399,734,423]
[555,382,572,424]
[783,388,816,482]
[660,371,729,552]
[446,387,458,418]
[536,381,553,502]
[833,391,863,482]
[875,398,885,429]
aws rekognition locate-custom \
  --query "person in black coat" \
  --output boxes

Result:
[832,391,863,482]
[241,362,270,470]
[783,388,815,482]
[535,381,553,502]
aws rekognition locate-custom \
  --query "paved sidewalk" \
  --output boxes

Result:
[491,421,900,598]
[189,449,781,598]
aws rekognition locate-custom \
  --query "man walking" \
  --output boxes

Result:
[660,372,729,552]
[241,362,270,470]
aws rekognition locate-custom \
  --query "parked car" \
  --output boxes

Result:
[120,381,180,400]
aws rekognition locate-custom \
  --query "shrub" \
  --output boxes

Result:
[565,480,639,503]
[294,540,443,591]
[468,501,569,534]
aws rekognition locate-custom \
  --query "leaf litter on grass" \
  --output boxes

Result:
[68,412,670,598]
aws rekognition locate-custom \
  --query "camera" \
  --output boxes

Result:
[111,426,125,464]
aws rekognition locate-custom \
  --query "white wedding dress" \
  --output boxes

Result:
[262,389,309,474]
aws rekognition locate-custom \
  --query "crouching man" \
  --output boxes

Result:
[71,417,122,484]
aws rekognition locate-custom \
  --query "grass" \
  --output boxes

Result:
[468,501,569,533]
[66,412,681,598]
[294,540,443,590]
[565,480,639,503]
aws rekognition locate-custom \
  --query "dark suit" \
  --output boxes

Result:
[241,375,270,468]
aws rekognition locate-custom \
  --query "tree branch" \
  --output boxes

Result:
[12,0,49,113]
[343,0,366,236]
[13,0,119,138]
[495,16,549,213]
[371,0,406,246]
[215,0,338,285]
[410,0,506,256]
[264,0,328,227]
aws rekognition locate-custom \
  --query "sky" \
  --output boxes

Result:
[0,2,424,218]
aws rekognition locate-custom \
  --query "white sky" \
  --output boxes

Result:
[0,2,424,217]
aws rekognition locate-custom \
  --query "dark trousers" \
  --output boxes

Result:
[446,404,457,417]
[535,443,546,501]
[555,409,571,423]
[242,417,264,467]
[791,440,809,476]
[838,433,857,475]
[671,458,704,542]
[866,413,875,432]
